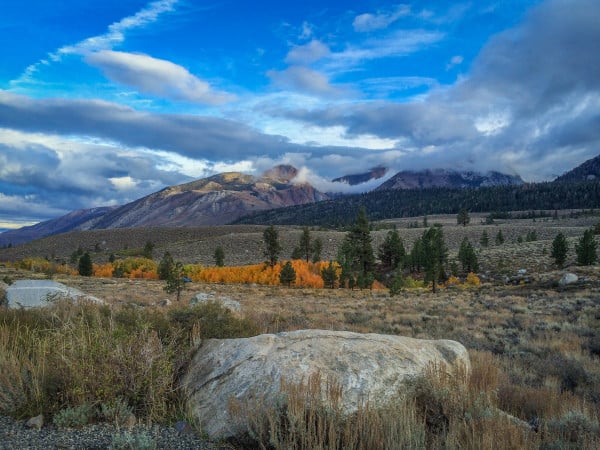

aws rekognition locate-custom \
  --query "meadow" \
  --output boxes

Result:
[1,210,599,449]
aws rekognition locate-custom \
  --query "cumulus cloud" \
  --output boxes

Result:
[85,50,234,104]
[267,66,348,98]
[353,5,410,32]
[271,0,600,181]
[285,40,331,65]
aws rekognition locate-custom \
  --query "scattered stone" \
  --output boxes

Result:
[183,329,470,439]
[174,421,195,435]
[6,280,103,309]
[517,269,527,275]
[26,414,44,430]
[559,273,578,287]
[190,292,241,312]
[157,299,172,307]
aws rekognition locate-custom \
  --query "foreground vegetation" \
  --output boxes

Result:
[1,211,599,448]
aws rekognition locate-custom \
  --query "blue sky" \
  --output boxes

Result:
[1,0,599,230]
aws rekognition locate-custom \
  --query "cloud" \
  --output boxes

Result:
[446,55,464,70]
[353,5,410,32]
[267,66,348,98]
[269,0,600,181]
[12,0,177,85]
[285,40,331,65]
[85,50,234,104]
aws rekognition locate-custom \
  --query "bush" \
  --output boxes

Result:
[100,398,134,426]
[53,403,96,428]
[109,431,156,450]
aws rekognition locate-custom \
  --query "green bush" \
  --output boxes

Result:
[53,403,96,428]
[109,431,156,450]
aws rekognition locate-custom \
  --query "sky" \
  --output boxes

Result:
[1,0,599,230]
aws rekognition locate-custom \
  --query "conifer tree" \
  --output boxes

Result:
[321,261,338,288]
[164,261,185,301]
[480,230,489,247]
[214,246,225,267]
[263,225,282,267]
[279,261,296,287]
[495,230,505,245]
[422,226,448,293]
[378,229,405,270]
[337,207,375,289]
[576,229,598,266]
[457,208,470,227]
[458,238,479,273]
[78,252,93,276]
[551,232,568,268]
[158,251,175,280]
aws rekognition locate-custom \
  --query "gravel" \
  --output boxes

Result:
[0,415,222,449]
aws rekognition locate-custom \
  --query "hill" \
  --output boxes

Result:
[554,153,600,182]
[375,169,523,190]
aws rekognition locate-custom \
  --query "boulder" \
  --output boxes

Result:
[182,329,470,439]
[559,273,578,287]
[190,292,241,312]
[6,280,103,309]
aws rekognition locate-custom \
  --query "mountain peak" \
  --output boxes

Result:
[375,169,523,190]
[554,154,600,182]
[262,164,298,181]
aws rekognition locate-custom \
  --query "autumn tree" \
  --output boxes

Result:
[337,207,375,289]
[214,246,225,267]
[551,232,568,268]
[78,252,93,276]
[164,261,185,301]
[458,238,479,274]
[321,261,338,288]
[422,226,448,293]
[576,229,598,266]
[279,261,296,287]
[457,208,470,227]
[378,229,405,270]
[263,225,282,267]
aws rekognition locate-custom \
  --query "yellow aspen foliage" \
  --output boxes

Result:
[465,272,481,286]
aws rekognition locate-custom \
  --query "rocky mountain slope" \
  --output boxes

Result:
[0,166,327,246]
[554,153,600,182]
[375,169,523,190]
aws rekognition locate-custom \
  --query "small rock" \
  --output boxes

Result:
[559,273,578,287]
[517,269,527,275]
[157,299,172,307]
[26,414,44,430]
[175,420,195,435]
[190,293,241,312]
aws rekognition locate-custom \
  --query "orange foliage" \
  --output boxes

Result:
[93,263,114,278]
[465,272,481,286]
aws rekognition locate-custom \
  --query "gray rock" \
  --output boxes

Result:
[6,280,103,309]
[183,329,470,439]
[559,273,578,286]
[190,292,241,312]
[26,414,44,430]
[157,299,172,307]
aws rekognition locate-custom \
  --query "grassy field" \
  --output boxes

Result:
[1,210,599,448]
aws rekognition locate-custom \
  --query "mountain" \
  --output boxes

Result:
[0,165,328,246]
[375,169,523,191]
[0,206,116,247]
[554,154,600,182]
[332,166,387,186]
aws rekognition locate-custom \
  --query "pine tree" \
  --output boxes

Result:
[321,261,338,289]
[422,226,448,293]
[551,232,568,268]
[263,225,282,267]
[142,241,154,259]
[458,238,479,274]
[292,227,312,262]
[378,229,405,270]
[408,237,425,272]
[576,229,598,266]
[311,237,323,263]
[480,230,489,247]
[164,261,185,301]
[214,246,225,267]
[158,251,175,280]
[457,208,470,227]
[495,230,505,245]
[337,207,375,289]
[78,252,93,276]
[279,261,296,287]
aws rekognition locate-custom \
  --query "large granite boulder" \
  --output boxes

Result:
[182,329,470,439]
[6,280,103,308]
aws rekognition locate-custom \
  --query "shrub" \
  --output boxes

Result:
[100,398,134,426]
[53,403,96,428]
[109,431,156,450]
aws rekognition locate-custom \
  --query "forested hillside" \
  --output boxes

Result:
[235,181,600,227]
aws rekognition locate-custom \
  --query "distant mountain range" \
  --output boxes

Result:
[1,155,597,246]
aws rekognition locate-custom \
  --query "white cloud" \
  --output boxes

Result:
[353,5,410,32]
[446,55,464,70]
[285,40,331,65]
[267,66,347,97]
[85,50,235,104]
[11,0,178,86]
